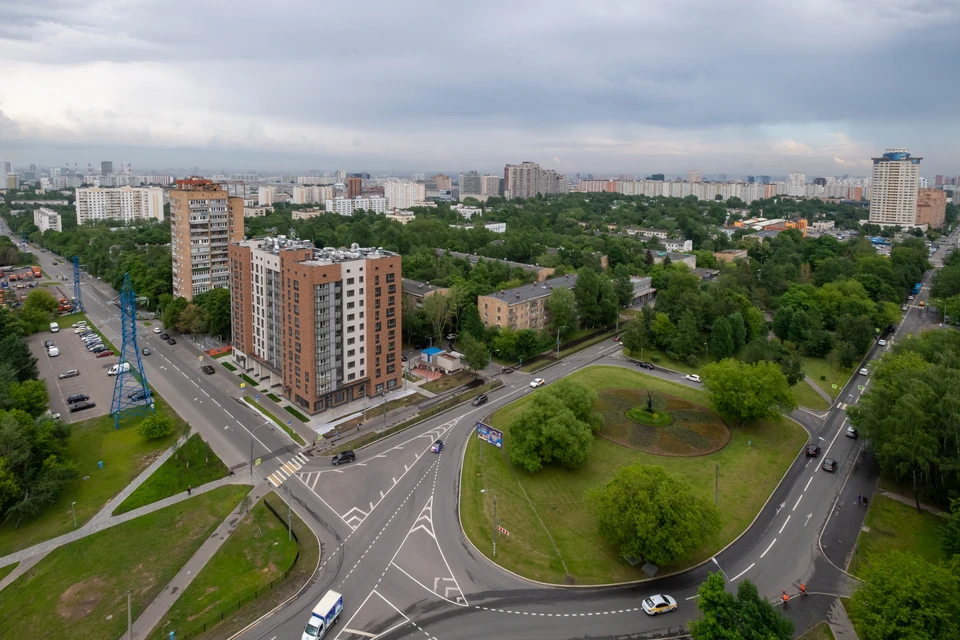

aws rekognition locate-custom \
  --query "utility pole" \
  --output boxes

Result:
[127,589,132,640]
[715,462,720,505]
[288,501,292,542]
[71,501,77,529]
[493,491,498,558]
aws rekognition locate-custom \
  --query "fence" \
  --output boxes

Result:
[175,497,301,639]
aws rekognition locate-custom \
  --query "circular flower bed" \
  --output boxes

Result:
[596,389,731,456]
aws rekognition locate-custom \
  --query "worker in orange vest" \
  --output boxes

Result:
[800,583,807,596]
[782,590,789,608]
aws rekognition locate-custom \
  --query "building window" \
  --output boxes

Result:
[386,273,395,283]
[348,349,355,357]
[347,314,355,321]
[347,301,355,309]
[347,277,354,285]
[376,345,382,355]
[387,364,396,374]
[293,280,299,290]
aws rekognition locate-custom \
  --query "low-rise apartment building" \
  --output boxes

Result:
[478,274,578,330]
[34,207,62,232]
[229,238,402,414]
[402,278,448,308]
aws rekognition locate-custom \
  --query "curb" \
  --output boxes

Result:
[818,441,865,582]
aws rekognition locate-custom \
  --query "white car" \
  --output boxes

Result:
[901,305,908,311]
[47,346,59,357]
[529,378,545,388]
[859,368,870,376]
[878,339,887,346]
[153,327,162,334]
[641,594,677,616]
[685,374,702,383]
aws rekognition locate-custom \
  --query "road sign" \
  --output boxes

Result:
[256,394,260,401]
[199,355,204,361]
[831,384,838,389]
[497,525,510,536]
[254,457,262,466]
[857,384,864,390]
[240,382,246,390]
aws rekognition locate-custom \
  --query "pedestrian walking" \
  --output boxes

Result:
[782,591,789,609]
[857,492,862,505]
[187,485,192,495]
[800,583,807,597]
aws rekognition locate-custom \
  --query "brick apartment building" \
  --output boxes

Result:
[916,188,947,228]
[229,238,402,414]
[478,274,577,330]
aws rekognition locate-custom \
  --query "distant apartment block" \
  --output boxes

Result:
[258,186,276,206]
[347,177,362,199]
[869,149,922,227]
[713,249,749,263]
[786,172,806,197]
[432,174,452,191]
[244,205,273,218]
[101,161,113,176]
[478,275,578,330]
[453,204,483,219]
[169,179,244,301]
[34,207,62,232]
[292,185,334,204]
[435,249,554,281]
[459,171,483,196]
[916,188,947,228]
[75,186,164,224]
[229,239,402,414]
[386,210,416,225]
[402,278,448,307]
[578,178,768,205]
[503,162,567,199]
[687,170,702,183]
[325,196,388,215]
[383,181,426,210]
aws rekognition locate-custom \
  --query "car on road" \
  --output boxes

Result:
[142,347,151,356]
[641,595,677,616]
[331,450,355,466]
[859,368,869,376]
[805,444,821,457]
[502,367,514,374]
[70,401,96,412]
[636,361,655,370]
[153,327,162,334]
[201,365,215,375]
[908,295,915,300]
[47,346,59,357]
[167,338,177,345]
[431,439,444,453]
[822,458,838,472]
[685,374,702,383]
[878,339,887,346]
[846,426,858,439]
[613,334,621,342]
[43,339,54,348]
[471,394,488,407]
[58,369,79,379]
[96,350,114,358]
[66,394,89,404]
[401,355,408,362]
[160,333,169,340]
[901,304,908,311]
[529,378,545,388]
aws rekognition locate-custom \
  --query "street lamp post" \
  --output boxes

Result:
[710,557,730,582]
[556,326,566,358]
[715,462,719,505]
[71,501,77,529]
[382,391,388,427]
[249,420,273,482]
[481,489,498,558]
[127,589,132,640]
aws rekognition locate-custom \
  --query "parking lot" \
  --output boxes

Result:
[32,321,121,423]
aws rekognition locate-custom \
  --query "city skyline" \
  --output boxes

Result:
[1,1,958,175]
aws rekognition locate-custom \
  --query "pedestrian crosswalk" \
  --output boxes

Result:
[266,452,310,488]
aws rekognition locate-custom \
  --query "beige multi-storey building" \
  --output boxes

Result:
[478,274,578,330]
[869,149,922,227]
[229,239,402,414]
[432,174,452,190]
[292,185,334,204]
[34,207,62,232]
[687,170,702,183]
[503,161,566,199]
[75,186,164,224]
[916,188,947,228]
[382,180,426,210]
[169,179,244,301]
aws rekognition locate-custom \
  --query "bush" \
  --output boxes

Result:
[138,413,175,440]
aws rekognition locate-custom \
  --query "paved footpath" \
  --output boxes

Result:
[129,482,269,640]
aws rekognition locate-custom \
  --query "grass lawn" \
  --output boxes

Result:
[243,397,306,446]
[112,434,230,515]
[240,374,259,387]
[149,493,299,639]
[382,392,426,413]
[283,406,309,423]
[792,380,831,410]
[460,365,807,584]
[849,494,946,577]
[212,351,231,359]
[221,361,237,372]
[0,485,251,640]
[798,621,836,640]
[142,321,152,326]
[802,356,853,400]
[267,393,282,402]
[624,347,701,375]
[0,562,18,582]
[0,396,184,558]
[422,370,475,393]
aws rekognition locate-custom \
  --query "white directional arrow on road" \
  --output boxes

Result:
[160,365,167,370]
[805,513,813,527]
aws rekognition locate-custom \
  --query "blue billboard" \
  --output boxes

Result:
[476,422,503,448]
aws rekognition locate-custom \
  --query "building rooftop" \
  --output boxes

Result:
[239,237,397,263]
[402,278,446,297]
[483,274,578,305]
[435,249,547,274]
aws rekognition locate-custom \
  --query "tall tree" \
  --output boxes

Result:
[0,335,38,382]
[772,306,793,344]
[612,264,634,308]
[710,316,735,360]
[702,358,797,424]
[689,572,793,640]
[728,311,747,353]
[669,309,701,362]
[421,291,452,344]
[573,267,602,327]
[459,333,490,379]
[193,288,232,338]
[547,287,577,337]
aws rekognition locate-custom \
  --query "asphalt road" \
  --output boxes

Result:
[9,223,956,640]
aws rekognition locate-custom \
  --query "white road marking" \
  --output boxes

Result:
[343,630,377,638]
[779,515,791,534]
[731,562,755,582]
[761,538,776,558]
[804,477,813,491]
[792,495,803,512]
[212,399,221,407]
[225,411,234,419]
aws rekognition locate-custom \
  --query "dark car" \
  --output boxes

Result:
[160,333,169,340]
[431,439,444,453]
[471,394,488,407]
[167,338,177,345]
[43,339,54,348]
[822,458,838,472]
[128,389,150,401]
[332,450,356,466]
[70,401,96,412]
[636,361,655,370]
[805,444,821,457]
[91,345,107,353]
[96,350,115,358]
[401,355,408,362]
[201,365,215,375]
[66,394,89,404]
[142,347,151,356]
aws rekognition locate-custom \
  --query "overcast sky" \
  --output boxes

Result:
[1,0,958,177]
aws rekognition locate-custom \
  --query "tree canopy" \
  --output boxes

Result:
[689,572,793,640]
[508,381,601,472]
[702,358,796,424]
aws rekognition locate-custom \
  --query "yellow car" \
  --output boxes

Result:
[642,595,677,615]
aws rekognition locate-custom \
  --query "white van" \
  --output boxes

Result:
[302,590,343,640]
[48,346,59,357]
[50,322,59,333]
[107,362,131,376]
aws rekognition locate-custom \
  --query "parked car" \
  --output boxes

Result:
[859,368,870,376]
[685,374,702,383]
[167,338,177,345]
[805,444,821,457]
[45,410,61,420]
[96,350,115,358]
[142,347,151,356]
[401,355,408,362]
[90,345,107,353]
[160,333,169,340]
[431,439,444,453]
[878,339,887,346]
[471,394,488,407]
[153,327,162,334]
[641,595,678,616]
[70,401,96,412]
[58,369,80,379]
[846,426,858,439]
[128,389,150,401]
[901,304,908,311]
[43,339,54,348]
[107,362,131,376]
[47,346,59,357]
[201,365,215,375]
[66,394,89,404]
[502,367,514,374]
[529,378,545,388]
[332,450,356,466]
[821,458,838,472]
[636,361,655,370]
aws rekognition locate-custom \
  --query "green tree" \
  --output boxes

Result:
[459,333,489,379]
[0,334,38,382]
[702,358,797,424]
[508,393,593,473]
[669,309,701,363]
[573,267,602,327]
[836,340,858,369]
[710,316,735,360]
[174,302,207,337]
[20,289,58,332]
[651,312,675,350]
[547,287,577,338]
[542,379,603,433]
[942,498,960,558]
[622,318,651,359]
[728,312,747,353]
[162,296,189,329]
[589,464,720,566]
[612,264,634,308]
[689,572,793,640]
[421,291,452,344]
[138,413,175,440]
[8,380,49,417]
[772,306,793,344]
[193,288,232,338]
[848,551,959,640]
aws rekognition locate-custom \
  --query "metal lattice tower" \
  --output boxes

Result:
[111,273,154,429]
[72,256,85,313]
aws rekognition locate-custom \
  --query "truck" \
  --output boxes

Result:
[912,283,922,295]
[302,590,343,640]
[31,266,41,278]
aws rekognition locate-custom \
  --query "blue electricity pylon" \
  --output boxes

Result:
[111,273,154,429]
[72,256,85,313]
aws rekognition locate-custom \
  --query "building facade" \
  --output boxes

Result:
[34,207,62,232]
[347,177,362,199]
[916,188,947,228]
[432,174,452,191]
[75,186,164,224]
[459,171,483,196]
[478,274,578,330]
[869,149,922,227]
[169,179,244,301]
[382,180,426,210]
[325,196,388,215]
[292,185,334,204]
[503,161,567,199]
[229,239,402,414]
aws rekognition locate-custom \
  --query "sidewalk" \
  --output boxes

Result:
[804,374,835,405]
[878,490,948,517]
[129,483,269,640]
[827,597,859,640]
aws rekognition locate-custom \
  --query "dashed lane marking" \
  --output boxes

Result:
[761,538,776,558]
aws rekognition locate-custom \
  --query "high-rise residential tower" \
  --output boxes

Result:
[101,161,113,176]
[75,186,164,223]
[503,162,567,199]
[169,178,244,300]
[868,149,922,227]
